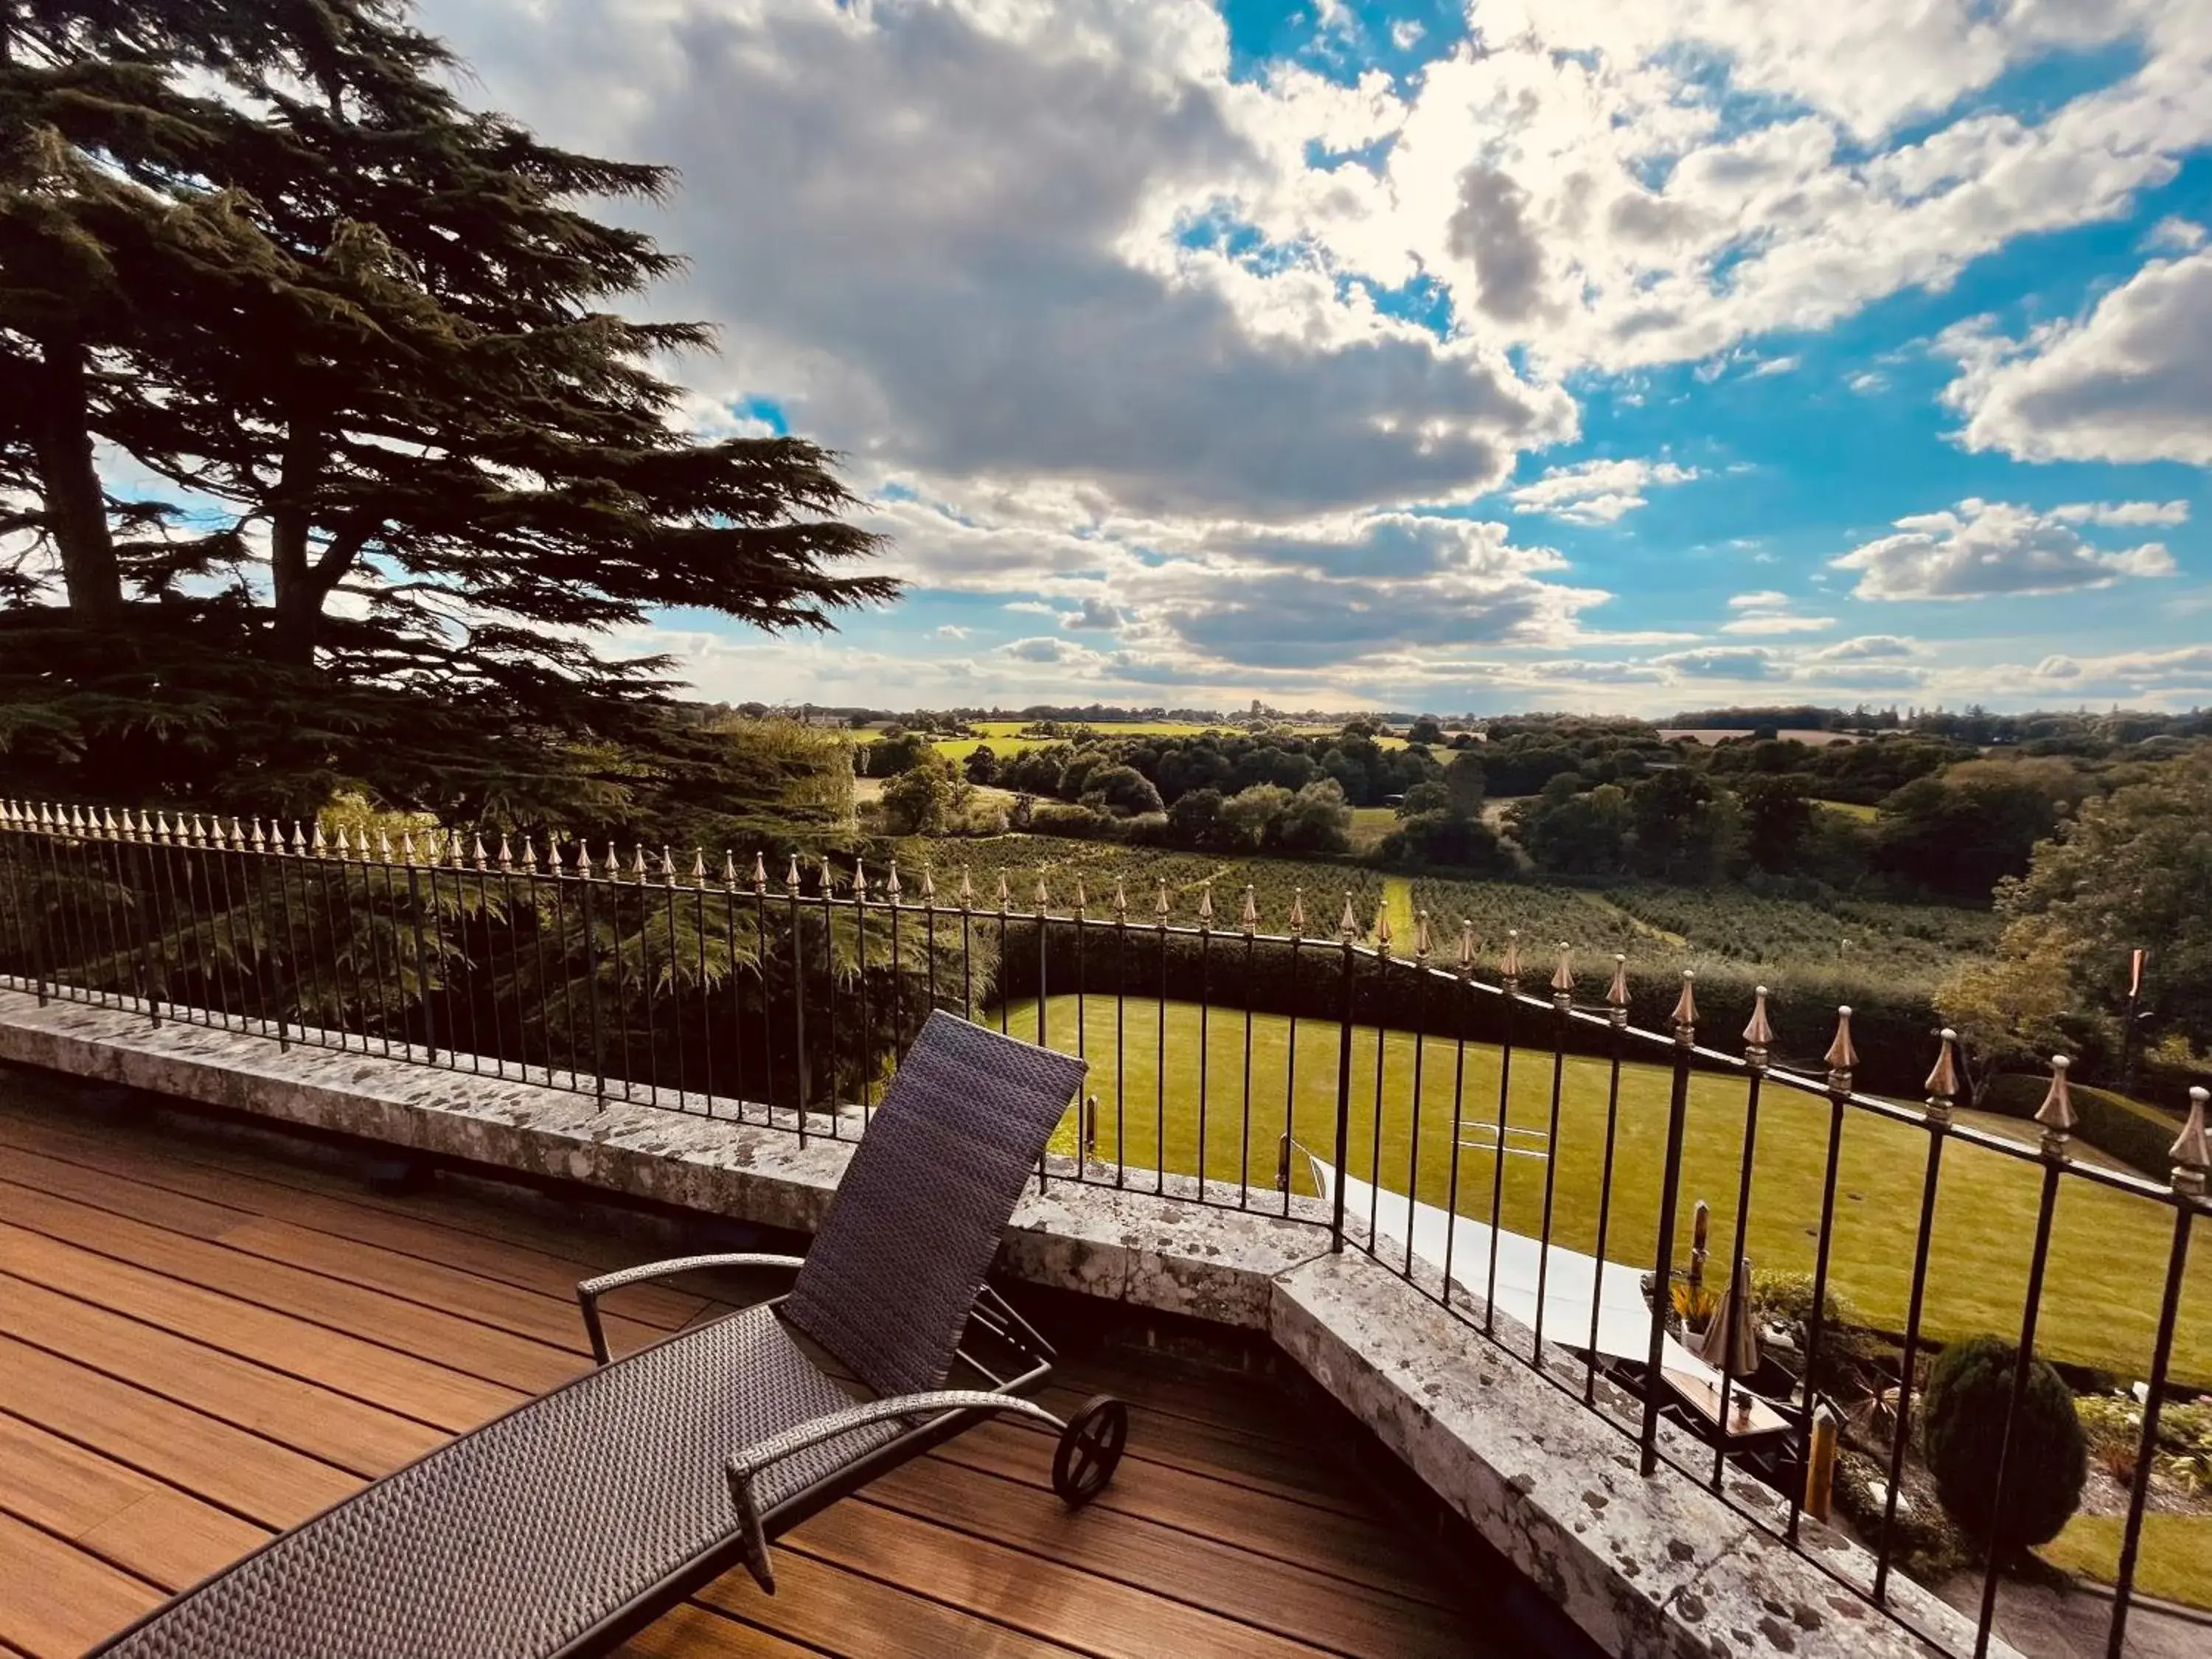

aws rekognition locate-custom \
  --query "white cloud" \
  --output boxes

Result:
[1062,597,1126,630]
[2050,499,2191,527]
[1747,355,1802,378]
[1652,646,1790,681]
[930,623,973,639]
[1847,371,1889,395]
[1806,634,1918,662]
[1505,458,1698,524]
[1832,498,2179,601]
[2144,215,2207,251]
[1941,250,2212,466]
[1390,19,1424,51]
[436,0,1571,523]
[1719,590,1836,635]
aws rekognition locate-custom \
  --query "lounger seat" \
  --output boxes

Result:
[93,1011,1127,1659]
[102,1304,902,1659]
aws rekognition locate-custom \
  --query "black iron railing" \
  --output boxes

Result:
[0,801,2205,1658]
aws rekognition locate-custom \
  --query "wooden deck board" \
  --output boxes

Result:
[0,1068,1502,1658]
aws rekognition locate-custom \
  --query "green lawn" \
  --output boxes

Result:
[1375,874,1417,944]
[1348,806,1397,855]
[1001,995,2212,1383]
[2039,1514,2212,1610]
[1814,798,1879,822]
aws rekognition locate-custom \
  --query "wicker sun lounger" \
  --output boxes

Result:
[93,1011,1129,1658]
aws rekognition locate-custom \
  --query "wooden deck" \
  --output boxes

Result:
[0,1068,1530,1659]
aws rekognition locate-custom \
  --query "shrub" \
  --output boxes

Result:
[1029,802,1119,841]
[1922,1335,2087,1551]
[1082,765,1165,817]
[880,754,963,834]
[1976,1073,2180,1176]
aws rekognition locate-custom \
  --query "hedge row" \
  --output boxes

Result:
[1976,1073,2185,1176]
[978,920,1942,1095]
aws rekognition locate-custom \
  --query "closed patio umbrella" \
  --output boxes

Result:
[1698,1255,1759,1382]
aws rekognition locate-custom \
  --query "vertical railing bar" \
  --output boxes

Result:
[1153,895,1166,1196]
[533,844,564,1088]
[1239,901,1254,1208]
[1639,973,1698,1478]
[636,852,663,1107]
[83,818,125,1009]
[1587,961,1630,1409]
[788,860,809,1144]
[1283,914,1302,1219]
[1788,1006,1858,1547]
[1197,908,1210,1200]
[855,864,872,1126]
[1405,923,1430,1279]
[1441,927,1473,1301]
[1329,931,1354,1255]
[41,815,90,1007]
[323,835,361,1053]
[1972,1149,2065,1658]
[358,838,394,1057]
[445,835,479,1070]
[1534,947,1573,1367]
[123,823,165,1028]
[192,825,237,1029]
[2107,1164,2199,1659]
[661,852,686,1111]
[409,838,442,1068]
[15,820,55,1006]
[265,825,296,1049]
[720,859,742,1119]
[754,866,776,1123]
[1872,1031,1959,1602]
[494,843,526,1080]
[1114,899,1126,1189]
[446,838,482,1072]
[577,849,607,1110]
[1711,1082,1764,1484]
[1485,938,1522,1338]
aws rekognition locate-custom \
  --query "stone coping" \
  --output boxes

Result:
[0,988,2011,1659]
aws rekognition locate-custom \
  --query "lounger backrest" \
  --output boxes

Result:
[780,1011,1087,1398]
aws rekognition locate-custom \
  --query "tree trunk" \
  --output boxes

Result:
[268,419,342,667]
[29,336,122,624]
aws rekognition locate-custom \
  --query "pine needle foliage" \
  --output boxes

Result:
[1,0,891,820]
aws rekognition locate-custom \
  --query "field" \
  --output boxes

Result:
[883,834,1386,928]
[855,719,1409,764]
[883,837,1992,1001]
[998,995,2212,1385]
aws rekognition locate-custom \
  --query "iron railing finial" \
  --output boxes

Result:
[1743,985,1773,1071]
[2034,1054,2077,1158]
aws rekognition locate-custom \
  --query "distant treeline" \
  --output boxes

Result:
[865,714,2210,907]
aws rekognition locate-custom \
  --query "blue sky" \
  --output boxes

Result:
[428,0,2212,714]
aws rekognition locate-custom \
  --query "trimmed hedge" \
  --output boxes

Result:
[981,921,1942,1093]
[1978,1074,2183,1177]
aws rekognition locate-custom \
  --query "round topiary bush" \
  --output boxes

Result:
[1921,1335,2087,1552]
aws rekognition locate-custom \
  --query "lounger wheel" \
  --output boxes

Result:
[1052,1394,1129,1507]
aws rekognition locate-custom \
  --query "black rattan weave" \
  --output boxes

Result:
[782,1011,1087,1397]
[92,1013,1086,1659]
[95,1306,898,1659]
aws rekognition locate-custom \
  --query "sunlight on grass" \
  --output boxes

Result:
[2039,1514,2212,1610]
[1005,994,2212,1383]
